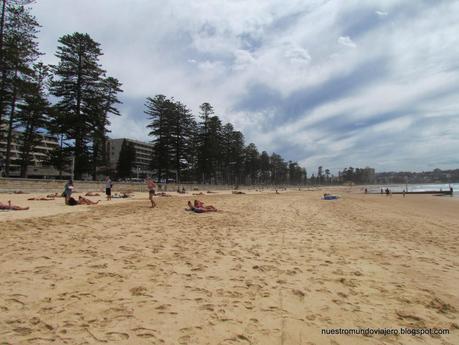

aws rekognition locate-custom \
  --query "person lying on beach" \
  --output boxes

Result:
[232,191,245,194]
[27,197,55,201]
[66,196,100,206]
[111,192,131,198]
[78,196,100,205]
[206,190,217,193]
[193,192,204,195]
[85,192,100,196]
[0,201,29,210]
[322,193,339,200]
[47,192,62,198]
[193,200,217,211]
[156,192,171,197]
[187,201,218,213]
[13,190,27,194]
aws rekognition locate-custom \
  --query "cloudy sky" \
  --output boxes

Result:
[32,0,459,173]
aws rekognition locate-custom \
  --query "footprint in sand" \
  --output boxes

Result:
[106,331,129,340]
[219,334,252,345]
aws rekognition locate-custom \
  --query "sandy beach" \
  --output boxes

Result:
[0,189,458,344]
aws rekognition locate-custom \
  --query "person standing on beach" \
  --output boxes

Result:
[105,176,113,201]
[146,178,157,208]
[64,179,74,205]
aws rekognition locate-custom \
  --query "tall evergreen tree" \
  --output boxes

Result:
[16,62,49,177]
[50,32,106,179]
[145,94,174,181]
[170,101,195,184]
[0,0,34,134]
[243,143,260,185]
[1,2,39,176]
[197,102,214,183]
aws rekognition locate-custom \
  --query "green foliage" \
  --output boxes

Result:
[145,97,307,185]
[16,62,50,177]
[49,32,122,180]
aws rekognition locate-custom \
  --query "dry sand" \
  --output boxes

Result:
[0,189,458,344]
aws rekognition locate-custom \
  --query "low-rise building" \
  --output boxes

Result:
[0,126,70,178]
[107,138,154,178]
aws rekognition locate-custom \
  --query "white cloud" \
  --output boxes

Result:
[31,0,459,172]
[337,36,356,48]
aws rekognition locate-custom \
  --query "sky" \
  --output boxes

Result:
[31,0,459,173]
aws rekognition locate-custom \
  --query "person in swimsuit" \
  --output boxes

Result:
[188,200,217,212]
[146,178,157,208]
[0,201,29,210]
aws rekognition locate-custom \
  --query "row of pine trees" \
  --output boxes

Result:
[0,0,122,180]
[142,97,307,185]
[0,0,308,185]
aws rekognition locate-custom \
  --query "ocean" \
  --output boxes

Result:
[365,183,459,197]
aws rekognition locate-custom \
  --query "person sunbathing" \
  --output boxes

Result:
[85,192,100,196]
[0,201,29,210]
[112,192,131,198]
[157,192,171,197]
[232,191,245,194]
[194,199,204,208]
[47,192,61,198]
[78,196,100,205]
[187,201,217,213]
[27,197,55,201]
[192,192,204,195]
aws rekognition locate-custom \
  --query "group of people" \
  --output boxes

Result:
[2,177,221,212]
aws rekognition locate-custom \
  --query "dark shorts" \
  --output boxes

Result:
[149,189,155,196]
[106,188,111,196]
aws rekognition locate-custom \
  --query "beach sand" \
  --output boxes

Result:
[0,190,458,344]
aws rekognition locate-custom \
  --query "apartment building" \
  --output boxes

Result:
[0,126,69,178]
[107,138,154,178]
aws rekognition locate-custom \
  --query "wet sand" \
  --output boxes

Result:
[0,190,458,344]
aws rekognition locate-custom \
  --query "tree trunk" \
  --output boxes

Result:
[20,124,33,178]
[73,52,82,179]
[92,138,98,180]
[4,66,17,176]
[0,0,7,131]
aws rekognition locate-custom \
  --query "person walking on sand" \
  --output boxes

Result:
[64,179,74,205]
[105,176,113,201]
[146,178,157,208]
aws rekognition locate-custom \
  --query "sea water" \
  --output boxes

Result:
[366,183,459,197]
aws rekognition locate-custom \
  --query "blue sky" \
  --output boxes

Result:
[32,0,459,173]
